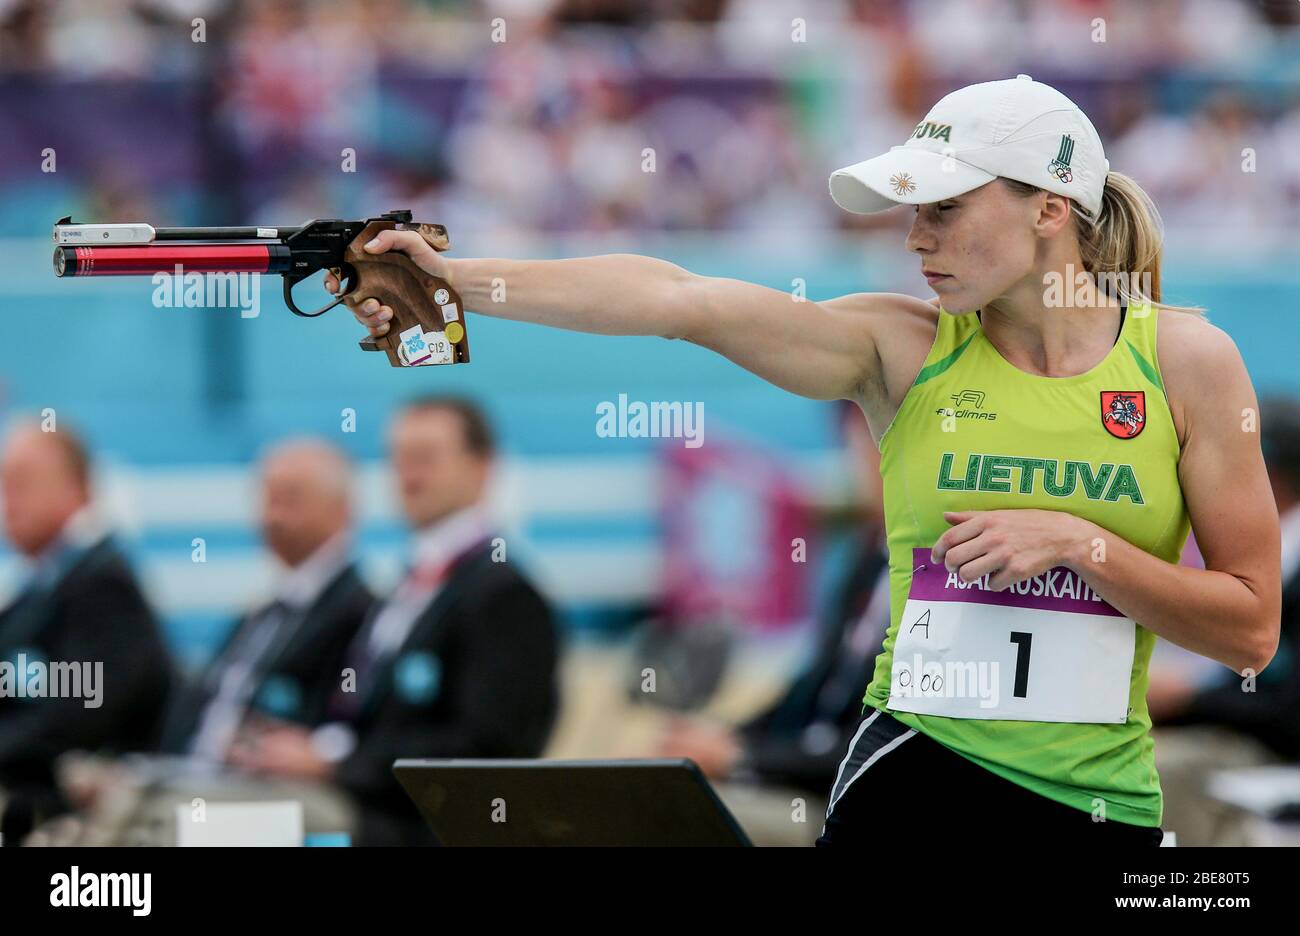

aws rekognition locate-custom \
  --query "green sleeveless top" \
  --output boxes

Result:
[868,300,1190,827]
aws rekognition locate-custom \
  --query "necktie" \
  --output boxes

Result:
[325,558,456,722]
[187,599,293,760]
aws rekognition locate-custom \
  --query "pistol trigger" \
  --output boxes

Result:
[283,276,346,318]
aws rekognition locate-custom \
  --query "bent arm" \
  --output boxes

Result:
[1065,324,1280,674]
[446,253,886,400]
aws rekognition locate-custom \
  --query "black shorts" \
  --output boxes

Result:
[817,708,1165,847]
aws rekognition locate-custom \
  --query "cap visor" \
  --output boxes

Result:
[829,147,996,213]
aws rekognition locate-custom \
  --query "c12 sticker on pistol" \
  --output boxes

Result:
[397,325,455,366]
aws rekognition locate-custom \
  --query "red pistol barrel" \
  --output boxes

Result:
[53,244,291,277]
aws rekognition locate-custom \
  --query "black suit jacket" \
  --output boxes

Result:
[1161,567,1300,759]
[737,528,889,793]
[159,563,374,752]
[0,537,173,800]
[335,540,560,845]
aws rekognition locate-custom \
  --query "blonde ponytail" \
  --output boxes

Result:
[1004,172,1205,317]
[1074,171,1203,316]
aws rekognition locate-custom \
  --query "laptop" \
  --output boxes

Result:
[393,758,753,846]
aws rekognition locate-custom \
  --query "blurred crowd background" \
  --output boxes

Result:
[4,0,1300,240]
[0,0,1298,845]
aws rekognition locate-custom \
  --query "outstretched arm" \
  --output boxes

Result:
[330,230,902,402]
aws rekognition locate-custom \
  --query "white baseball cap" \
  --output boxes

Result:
[829,74,1110,218]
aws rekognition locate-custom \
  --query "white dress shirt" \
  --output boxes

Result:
[309,505,494,765]
[363,504,494,660]
[17,504,108,592]
[274,531,353,612]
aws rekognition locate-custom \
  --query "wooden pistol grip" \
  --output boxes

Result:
[342,220,469,368]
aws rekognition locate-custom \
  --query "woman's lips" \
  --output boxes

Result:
[923,272,951,286]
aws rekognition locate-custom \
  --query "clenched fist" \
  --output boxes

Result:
[324,228,453,338]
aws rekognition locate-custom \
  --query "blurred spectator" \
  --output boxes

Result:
[1111,92,1289,248]
[229,397,561,845]
[0,421,173,842]
[1149,395,1300,844]
[656,400,889,845]
[158,438,373,761]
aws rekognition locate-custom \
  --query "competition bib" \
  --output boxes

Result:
[888,548,1135,724]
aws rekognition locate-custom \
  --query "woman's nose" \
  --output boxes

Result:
[905,216,936,254]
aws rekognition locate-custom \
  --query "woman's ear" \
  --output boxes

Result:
[1035,192,1074,238]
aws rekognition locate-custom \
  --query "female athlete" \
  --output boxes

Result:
[331,76,1281,847]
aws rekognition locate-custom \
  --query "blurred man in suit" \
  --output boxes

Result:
[655,401,890,844]
[32,439,374,845]
[0,421,172,841]
[229,397,561,845]
[159,439,373,761]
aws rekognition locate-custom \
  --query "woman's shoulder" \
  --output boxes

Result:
[1155,306,1240,378]
[1156,306,1248,448]
[829,293,941,439]
[821,291,941,376]
[822,289,940,324]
